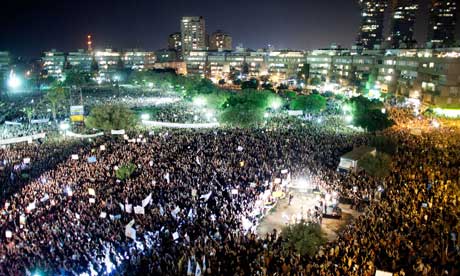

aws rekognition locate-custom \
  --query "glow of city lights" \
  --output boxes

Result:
[141,114,150,120]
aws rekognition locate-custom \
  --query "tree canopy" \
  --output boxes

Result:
[348,96,394,132]
[85,104,138,131]
[358,152,392,178]
[281,222,327,257]
[115,163,137,181]
[289,94,326,113]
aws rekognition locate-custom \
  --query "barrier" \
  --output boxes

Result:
[66,131,104,139]
[142,120,219,129]
[0,133,46,145]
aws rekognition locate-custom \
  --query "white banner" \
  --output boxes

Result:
[0,133,46,146]
[111,129,126,135]
[66,131,104,139]
[142,120,219,129]
[125,204,133,213]
[88,188,96,196]
[71,154,79,160]
[31,119,50,124]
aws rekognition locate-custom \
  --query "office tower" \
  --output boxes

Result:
[210,30,233,51]
[181,16,206,55]
[389,0,418,48]
[428,0,458,48]
[356,0,387,50]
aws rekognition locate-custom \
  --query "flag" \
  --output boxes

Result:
[118,203,125,211]
[40,194,49,202]
[188,208,194,220]
[187,259,193,276]
[195,262,201,276]
[26,202,36,212]
[19,214,26,225]
[142,193,152,208]
[196,156,201,166]
[164,172,170,184]
[125,204,132,213]
[171,206,180,219]
[159,205,164,216]
[202,255,206,272]
[200,191,212,202]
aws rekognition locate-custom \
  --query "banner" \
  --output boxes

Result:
[70,105,84,122]
[100,212,107,219]
[40,194,49,202]
[171,206,180,218]
[200,191,212,202]
[142,120,219,129]
[231,189,238,195]
[71,154,79,160]
[87,156,97,163]
[111,129,126,135]
[19,214,26,225]
[23,158,31,164]
[0,133,46,146]
[66,131,104,139]
[125,219,136,240]
[31,118,50,124]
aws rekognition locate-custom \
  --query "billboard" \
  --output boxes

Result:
[70,105,84,122]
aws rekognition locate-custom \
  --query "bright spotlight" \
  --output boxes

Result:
[270,99,282,110]
[59,122,70,131]
[345,115,353,123]
[7,72,21,89]
[193,97,206,107]
[148,82,154,88]
[141,114,150,120]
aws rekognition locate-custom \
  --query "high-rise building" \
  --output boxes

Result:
[67,49,93,72]
[181,16,206,56]
[388,0,418,49]
[210,31,232,51]
[428,0,458,48]
[42,49,65,79]
[0,52,11,78]
[168,32,182,51]
[356,0,387,50]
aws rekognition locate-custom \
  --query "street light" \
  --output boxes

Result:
[60,122,70,131]
[270,98,282,110]
[141,114,150,120]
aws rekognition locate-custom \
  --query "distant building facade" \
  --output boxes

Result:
[209,31,232,51]
[181,16,207,56]
[42,49,65,79]
[356,0,387,50]
[428,0,458,48]
[388,0,418,49]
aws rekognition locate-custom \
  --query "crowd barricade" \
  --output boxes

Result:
[142,120,219,129]
[0,133,46,145]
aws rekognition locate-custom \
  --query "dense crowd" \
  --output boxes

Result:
[0,117,458,276]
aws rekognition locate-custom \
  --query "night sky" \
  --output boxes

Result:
[1,0,459,58]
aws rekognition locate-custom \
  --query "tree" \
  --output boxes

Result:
[348,96,394,132]
[64,70,92,87]
[281,222,327,256]
[45,84,68,122]
[358,152,392,178]
[85,104,138,130]
[290,94,326,113]
[241,78,259,90]
[115,163,136,181]
[219,104,265,127]
[22,107,35,124]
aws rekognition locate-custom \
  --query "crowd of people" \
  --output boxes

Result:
[0,113,458,276]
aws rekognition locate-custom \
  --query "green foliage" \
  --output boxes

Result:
[115,163,136,181]
[289,94,326,113]
[358,152,392,178]
[22,107,35,123]
[283,90,297,100]
[348,96,394,132]
[241,78,259,90]
[64,70,92,87]
[219,90,283,127]
[85,104,138,131]
[219,104,265,127]
[202,91,232,110]
[310,77,321,86]
[45,84,68,121]
[281,222,327,256]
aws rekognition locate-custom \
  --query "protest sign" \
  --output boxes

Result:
[71,154,79,160]
[5,230,12,238]
[87,156,97,163]
[89,198,96,204]
[100,212,107,219]
[88,188,96,196]
[23,158,31,164]
[142,193,152,208]
[125,204,132,213]
[19,214,26,225]
[134,206,145,215]
[172,232,179,240]
[231,189,238,195]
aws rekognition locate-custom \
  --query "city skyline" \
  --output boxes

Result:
[1,0,459,58]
